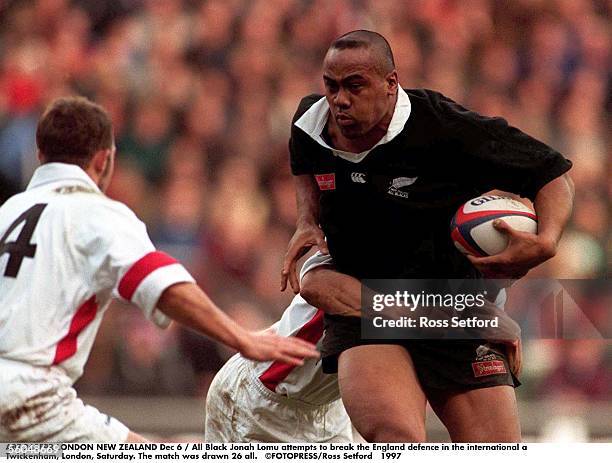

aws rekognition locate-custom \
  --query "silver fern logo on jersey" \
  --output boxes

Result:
[388,176,418,198]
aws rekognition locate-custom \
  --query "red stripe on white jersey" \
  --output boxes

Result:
[259,309,324,392]
[118,251,178,301]
[52,295,98,365]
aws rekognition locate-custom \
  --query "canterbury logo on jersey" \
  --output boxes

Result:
[387,176,418,198]
[350,172,366,183]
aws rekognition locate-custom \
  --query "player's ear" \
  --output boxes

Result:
[37,150,45,164]
[385,70,398,95]
[90,148,111,176]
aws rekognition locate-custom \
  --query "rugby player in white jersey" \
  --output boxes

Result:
[0,97,318,443]
[205,252,359,443]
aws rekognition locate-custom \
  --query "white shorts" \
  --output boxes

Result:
[205,355,353,443]
[0,359,129,442]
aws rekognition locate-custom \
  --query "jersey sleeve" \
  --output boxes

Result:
[289,94,325,176]
[73,199,195,328]
[430,90,572,200]
[299,252,334,282]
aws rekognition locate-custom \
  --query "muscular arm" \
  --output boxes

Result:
[533,173,574,256]
[158,283,249,350]
[157,282,319,365]
[489,172,574,255]
[468,173,575,278]
[295,174,321,229]
[281,175,328,293]
[300,267,361,317]
[301,265,526,375]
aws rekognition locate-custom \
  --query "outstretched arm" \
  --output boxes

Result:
[157,282,319,365]
[281,174,328,293]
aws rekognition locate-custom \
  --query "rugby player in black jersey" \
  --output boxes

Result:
[281,30,574,442]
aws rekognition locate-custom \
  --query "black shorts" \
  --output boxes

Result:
[321,315,520,390]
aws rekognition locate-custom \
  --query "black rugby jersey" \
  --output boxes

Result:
[289,88,572,280]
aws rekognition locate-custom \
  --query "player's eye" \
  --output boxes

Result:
[325,82,339,92]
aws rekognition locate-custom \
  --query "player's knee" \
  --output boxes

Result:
[464,418,521,443]
[449,424,521,443]
[359,418,426,443]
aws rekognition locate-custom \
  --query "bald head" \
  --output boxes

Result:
[321,30,399,143]
[328,30,395,76]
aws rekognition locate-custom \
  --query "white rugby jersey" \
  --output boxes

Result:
[0,163,194,384]
[251,252,340,406]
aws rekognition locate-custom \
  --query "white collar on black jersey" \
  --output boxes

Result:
[294,86,412,163]
[27,162,102,193]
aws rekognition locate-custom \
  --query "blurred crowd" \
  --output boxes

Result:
[0,0,610,420]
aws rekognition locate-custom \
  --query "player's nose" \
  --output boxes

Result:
[334,88,351,108]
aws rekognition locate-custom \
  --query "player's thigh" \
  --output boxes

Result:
[0,383,129,442]
[204,357,243,443]
[320,401,354,443]
[428,385,521,442]
[55,401,131,443]
[338,344,427,442]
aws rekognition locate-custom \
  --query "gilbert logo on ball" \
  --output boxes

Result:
[451,195,537,257]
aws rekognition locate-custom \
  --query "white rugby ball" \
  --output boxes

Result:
[451,195,537,257]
